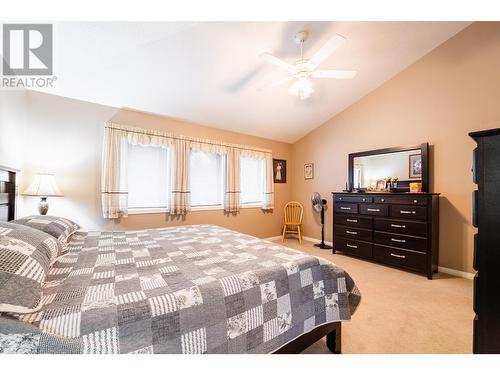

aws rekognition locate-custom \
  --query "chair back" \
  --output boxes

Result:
[284,201,304,224]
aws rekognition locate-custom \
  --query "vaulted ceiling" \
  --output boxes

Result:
[33,22,470,142]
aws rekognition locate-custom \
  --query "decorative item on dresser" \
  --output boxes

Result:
[0,166,18,221]
[469,128,500,354]
[332,192,440,279]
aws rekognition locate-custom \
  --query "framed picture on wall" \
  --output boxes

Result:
[273,159,287,183]
[304,163,314,180]
[409,154,422,179]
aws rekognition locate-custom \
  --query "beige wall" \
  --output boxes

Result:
[16,91,292,238]
[292,22,500,273]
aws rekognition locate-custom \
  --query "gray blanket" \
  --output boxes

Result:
[0,224,360,353]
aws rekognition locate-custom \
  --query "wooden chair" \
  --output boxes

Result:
[282,201,304,243]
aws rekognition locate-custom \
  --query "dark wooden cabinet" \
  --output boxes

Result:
[332,192,439,279]
[469,128,500,354]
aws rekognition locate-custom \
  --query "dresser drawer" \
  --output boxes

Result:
[334,225,372,242]
[373,245,426,272]
[373,196,428,205]
[334,195,373,203]
[334,214,372,229]
[374,231,428,252]
[335,202,358,214]
[374,217,427,237]
[334,237,372,259]
[359,204,388,216]
[390,205,427,220]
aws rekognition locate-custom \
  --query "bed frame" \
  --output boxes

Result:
[274,321,342,354]
[0,165,17,222]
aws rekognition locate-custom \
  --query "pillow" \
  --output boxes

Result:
[0,222,64,313]
[11,216,80,252]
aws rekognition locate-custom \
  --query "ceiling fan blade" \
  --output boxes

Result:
[312,69,357,79]
[309,34,346,68]
[260,52,294,72]
[258,76,293,91]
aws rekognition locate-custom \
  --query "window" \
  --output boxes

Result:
[190,150,223,208]
[127,144,170,211]
[240,156,264,205]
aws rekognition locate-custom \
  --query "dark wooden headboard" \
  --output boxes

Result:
[0,166,18,222]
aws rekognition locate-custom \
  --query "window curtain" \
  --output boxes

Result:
[101,126,129,218]
[263,153,274,209]
[102,122,274,217]
[224,148,240,213]
[240,149,274,210]
[169,137,191,215]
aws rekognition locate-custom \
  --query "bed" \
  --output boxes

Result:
[0,169,360,354]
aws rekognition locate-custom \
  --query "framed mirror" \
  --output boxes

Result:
[348,143,429,193]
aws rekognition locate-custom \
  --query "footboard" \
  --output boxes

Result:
[273,322,342,354]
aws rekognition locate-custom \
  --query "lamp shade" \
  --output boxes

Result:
[23,173,63,197]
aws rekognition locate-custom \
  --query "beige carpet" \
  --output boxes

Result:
[273,239,473,354]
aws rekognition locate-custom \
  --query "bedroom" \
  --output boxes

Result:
[1,0,499,373]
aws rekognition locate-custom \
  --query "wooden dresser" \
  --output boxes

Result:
[332,192,440,279]
[470,128,500,353]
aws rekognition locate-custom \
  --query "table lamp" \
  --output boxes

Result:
[23,173,63,215]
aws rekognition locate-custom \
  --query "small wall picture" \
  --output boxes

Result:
[409,154,422,179]
[273,159,287,183]
[304,163,314,180]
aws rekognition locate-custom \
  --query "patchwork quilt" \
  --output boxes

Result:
[0,224,361,354]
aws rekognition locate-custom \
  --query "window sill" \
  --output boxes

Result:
[127,204,264,215]
[128,208,169,215]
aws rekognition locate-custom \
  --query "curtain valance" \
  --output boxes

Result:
[105,122,272,155]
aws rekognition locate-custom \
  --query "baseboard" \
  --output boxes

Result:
[263,236,282,241]
[438,266,474,280]
[302,236,333,246]
[264,235,333,247]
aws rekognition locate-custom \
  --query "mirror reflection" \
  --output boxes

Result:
[353,149,422,190]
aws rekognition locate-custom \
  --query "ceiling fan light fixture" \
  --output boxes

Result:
[289,77,313,100]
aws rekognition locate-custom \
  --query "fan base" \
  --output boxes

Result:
[314,243,333,250]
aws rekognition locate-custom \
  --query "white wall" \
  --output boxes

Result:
[0,90,27,171]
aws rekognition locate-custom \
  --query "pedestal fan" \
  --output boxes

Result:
[312,192,333,249]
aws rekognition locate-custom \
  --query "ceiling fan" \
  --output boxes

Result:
[259,30,357,99]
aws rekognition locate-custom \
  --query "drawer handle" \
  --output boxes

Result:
[381,199,385,202]
[413,200,418,203]
[391,224,406,229]
[400,210,416,214]
[391,238,406,243]
[390,253,406,259]
[362,198,366,202]
[346,219,358,223]
[340,207,351,210]
[346,230,358,235]
[346,243,358,249]
[367,208,380,212]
